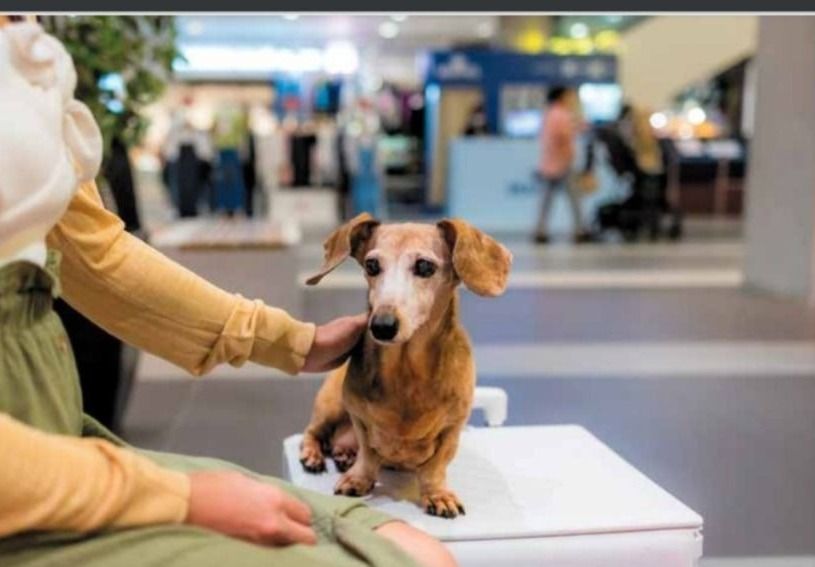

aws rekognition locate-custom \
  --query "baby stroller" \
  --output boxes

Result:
[592,127,683,242]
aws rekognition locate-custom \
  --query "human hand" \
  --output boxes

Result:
[302,313,368,372]
[186,471,317,546]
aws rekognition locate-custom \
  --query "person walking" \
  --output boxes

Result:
[534,86,591,244]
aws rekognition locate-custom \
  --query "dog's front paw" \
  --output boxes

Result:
[422,489,465,519]
[334,473,375,497]
[299,438,326,473]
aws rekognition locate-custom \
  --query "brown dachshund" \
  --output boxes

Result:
[300,213,512,518]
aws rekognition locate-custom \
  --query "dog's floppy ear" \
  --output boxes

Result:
[437,218,512,297]
[306,213,380,285]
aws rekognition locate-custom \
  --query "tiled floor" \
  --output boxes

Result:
[122,218,815,560]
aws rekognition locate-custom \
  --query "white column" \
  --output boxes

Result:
[744,17,815,301]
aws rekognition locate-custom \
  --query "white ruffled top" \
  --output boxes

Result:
[0,23,102,269]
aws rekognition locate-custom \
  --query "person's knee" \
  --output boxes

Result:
[375,521,457,567]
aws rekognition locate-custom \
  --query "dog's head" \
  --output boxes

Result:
[307,214,512,345]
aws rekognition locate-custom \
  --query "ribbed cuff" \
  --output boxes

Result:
[251,303,317,375]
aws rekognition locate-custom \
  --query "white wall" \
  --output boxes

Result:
[619,16,758,110]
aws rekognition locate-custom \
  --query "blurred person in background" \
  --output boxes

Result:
[344,98,385,217]
[315,115,339,188]
[618,103,675,240]
[290,116,318,188]
[212,103,248,217]
[335,111,353,220]
[249,104,285,219]
[241,105,258,217]
[162,98,213,218]
[463,102,488,137]
[618,103,663,181]
[534,86,591,244]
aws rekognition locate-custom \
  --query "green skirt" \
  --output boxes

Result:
[0,255,418,567]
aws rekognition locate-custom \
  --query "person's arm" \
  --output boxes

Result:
[46,181,316,376]
[0,413,189,536]
[0,414,320,545]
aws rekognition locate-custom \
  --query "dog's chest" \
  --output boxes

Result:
[347,389,448,467]
[344,348,453,466]
[344,369,448,434]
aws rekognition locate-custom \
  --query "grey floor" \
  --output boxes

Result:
[122,218,815,561]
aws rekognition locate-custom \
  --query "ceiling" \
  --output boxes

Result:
[174,15,500,83]
[176,15,499,51]
[172,15,635,83]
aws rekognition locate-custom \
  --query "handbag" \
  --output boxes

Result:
[575,170,599,195]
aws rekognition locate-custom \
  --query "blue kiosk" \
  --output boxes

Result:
[423,49,621,233]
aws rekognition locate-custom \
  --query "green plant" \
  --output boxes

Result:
[42,16,179,158]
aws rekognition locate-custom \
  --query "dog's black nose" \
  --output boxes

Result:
[370,313,399,341]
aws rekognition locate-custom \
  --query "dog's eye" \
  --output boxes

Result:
[364,258,381,277]
[414,259,436,278]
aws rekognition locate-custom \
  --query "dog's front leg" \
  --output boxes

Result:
[417,425,465,518]
[333,416,381,497]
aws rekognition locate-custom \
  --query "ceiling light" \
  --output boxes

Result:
[476,21,494,39]
[649,112,668,129]
[390,14,408,22]
[594,29,620,52]
[378,21,399,39]
[174,44,363,77]
[687,107,707,125]
[324,41,360,75]
[517,29,546,53]
[186,20,205,36]
[569,22,589,39]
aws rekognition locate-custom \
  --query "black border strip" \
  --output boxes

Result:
[2,2,815,11]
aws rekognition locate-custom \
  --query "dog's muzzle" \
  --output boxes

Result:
[370,312,399,342]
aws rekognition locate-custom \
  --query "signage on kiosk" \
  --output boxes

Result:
[434,54,484,82]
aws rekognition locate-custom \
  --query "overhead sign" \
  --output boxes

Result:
[434,53,484,81]
[425,49,617,86]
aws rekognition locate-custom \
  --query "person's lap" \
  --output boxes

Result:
[0,449,420,567]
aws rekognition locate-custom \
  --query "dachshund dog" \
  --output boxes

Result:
[300,213,512,518]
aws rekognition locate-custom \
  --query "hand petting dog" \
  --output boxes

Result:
[303,313,369,372]
[300,214,512,519]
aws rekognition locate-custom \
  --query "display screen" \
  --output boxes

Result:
[578,83,623,124]
[501,83,623,137]
[503,109,543,138]
[500,84,545,138]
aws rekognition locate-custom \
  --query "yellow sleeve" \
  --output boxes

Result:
[0,414,189,536]
[46,181,316,376]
